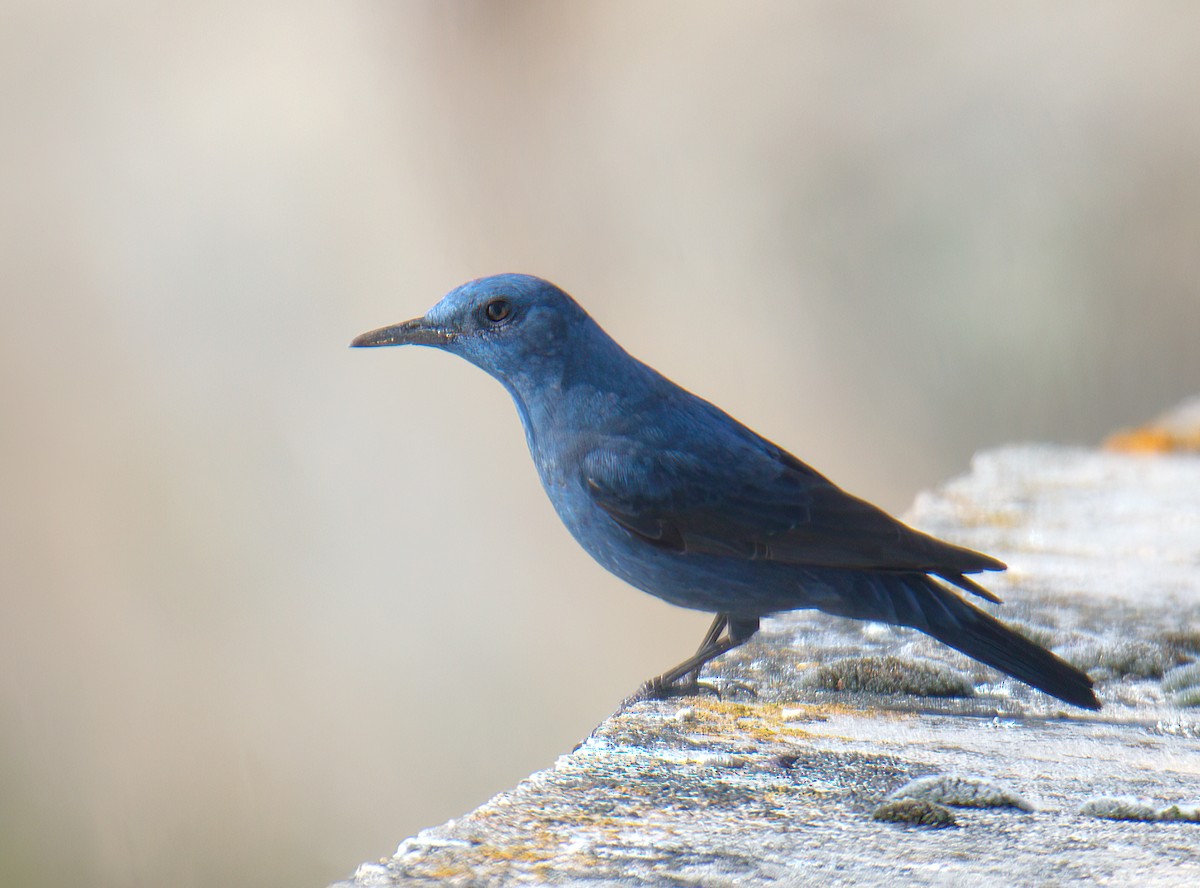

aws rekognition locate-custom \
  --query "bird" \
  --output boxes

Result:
[352,274,1100,711]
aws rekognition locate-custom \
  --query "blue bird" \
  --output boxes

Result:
[352,274,1100,710]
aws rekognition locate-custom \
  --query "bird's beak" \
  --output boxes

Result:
[350,317,456,348]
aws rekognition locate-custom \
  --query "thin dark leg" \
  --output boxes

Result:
[680,614,729,686]
[695,614,728,654]
[643,614,761,698]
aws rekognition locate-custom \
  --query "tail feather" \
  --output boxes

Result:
[937,571,1003,604]
[824,572,1100,711]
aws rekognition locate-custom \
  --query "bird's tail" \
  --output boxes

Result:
[824,572,1100,710]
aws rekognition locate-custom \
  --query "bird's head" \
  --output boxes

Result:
[351,274,593,387]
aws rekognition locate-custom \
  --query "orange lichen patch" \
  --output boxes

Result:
[680,697,816,743]
[679,696,919,744]
[1104,426,1200,454]
[425,863,478,879]
[474,843,555,864]
[1105,399,1200,453]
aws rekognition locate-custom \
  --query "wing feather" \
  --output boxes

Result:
[582,437,1004,602]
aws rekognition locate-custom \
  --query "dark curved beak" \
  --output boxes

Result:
[350,317,455,348]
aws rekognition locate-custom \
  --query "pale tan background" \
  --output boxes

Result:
[2,2,1199,887]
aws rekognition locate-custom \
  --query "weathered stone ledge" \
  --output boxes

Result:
[335,401,1200,886]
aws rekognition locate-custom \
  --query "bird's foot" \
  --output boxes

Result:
[642,676,721,700]
[636,675,757,702]
[713,680,758,700]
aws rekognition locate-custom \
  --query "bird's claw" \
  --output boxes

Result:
[716,680,758,700]
[637,676,711,700]
[639,676,758,701]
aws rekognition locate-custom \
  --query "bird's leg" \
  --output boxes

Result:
[686,614,729,681]
[643,615,760,699]
[680,613,731,689]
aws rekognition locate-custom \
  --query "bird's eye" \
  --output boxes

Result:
[485,299,512,323]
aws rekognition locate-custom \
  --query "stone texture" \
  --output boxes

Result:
[334,406,1200,887]
[885,775,1033,812]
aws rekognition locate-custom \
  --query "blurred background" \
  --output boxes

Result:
[2,2,1198,886]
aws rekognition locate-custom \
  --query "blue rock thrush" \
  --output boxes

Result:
[352,274,1100,710]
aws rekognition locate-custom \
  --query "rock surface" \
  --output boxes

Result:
[334,412,1200,886]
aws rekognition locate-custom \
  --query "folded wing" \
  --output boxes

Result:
[582,437,1005,603]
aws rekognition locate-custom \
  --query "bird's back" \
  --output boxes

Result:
[517,346,1002,600]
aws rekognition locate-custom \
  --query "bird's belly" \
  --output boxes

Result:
[547,483,837,618]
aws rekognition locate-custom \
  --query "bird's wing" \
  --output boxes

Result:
[581,436,1005,600]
